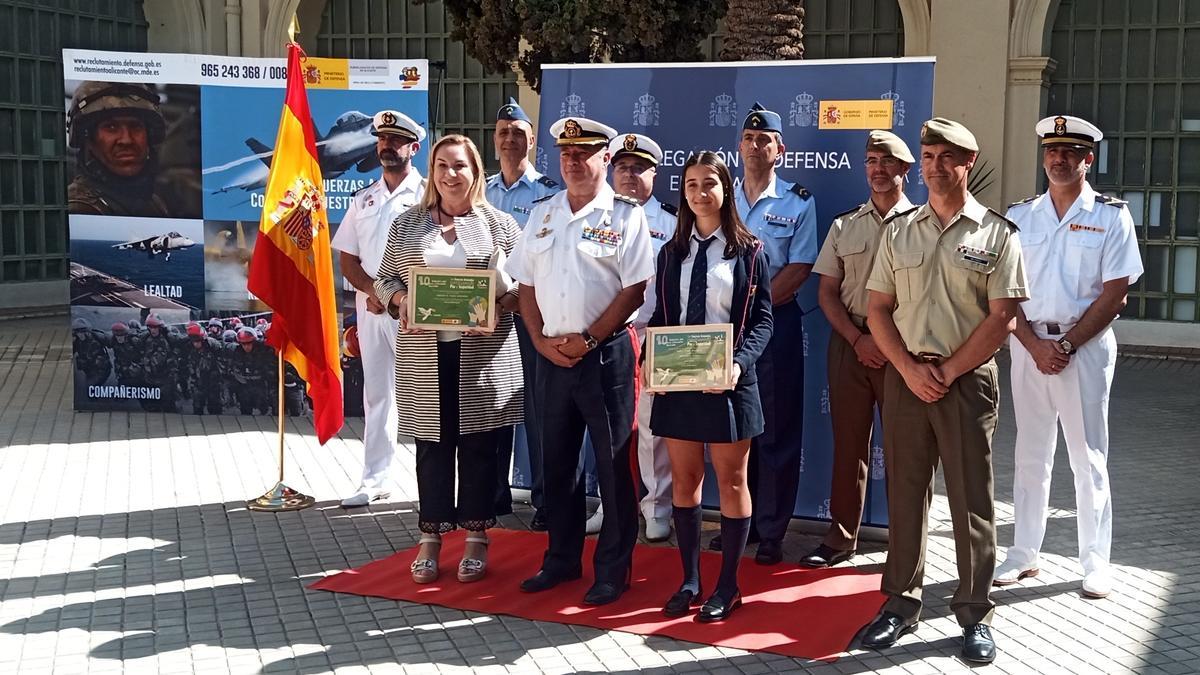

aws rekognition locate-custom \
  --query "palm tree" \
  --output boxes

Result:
[720,0,805,61]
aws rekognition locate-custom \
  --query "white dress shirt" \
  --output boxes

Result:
[507,184,655,337]
[677,228,735,325]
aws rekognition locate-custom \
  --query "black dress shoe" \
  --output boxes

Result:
[662,586,704,617]
[696,590,742,623]
[754,538,783,565]
[962,623,997,663]
[861,611,917,649]
[519,568,581,593]
[799,544,856,568]
[530,509,548,531]
[708,529,760,551]
[583,581,628,606]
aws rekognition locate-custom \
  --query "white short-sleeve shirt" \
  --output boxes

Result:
[507,184,655,337]
[1005,182,1144,325]
[331,170,426,281]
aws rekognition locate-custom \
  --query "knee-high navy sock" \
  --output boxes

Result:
[672,504,702,593]
[716,515,751,600]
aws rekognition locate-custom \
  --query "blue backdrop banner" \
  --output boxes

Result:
[527,58,936,527]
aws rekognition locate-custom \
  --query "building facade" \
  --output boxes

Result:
[2,0,1196,345]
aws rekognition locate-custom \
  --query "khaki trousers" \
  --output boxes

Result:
[881,358,998,627]
[822,331,887,551]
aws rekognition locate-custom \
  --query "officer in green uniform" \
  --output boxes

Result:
[862,118,1028,664]
[72,318,112,386]
[140,315,180,412]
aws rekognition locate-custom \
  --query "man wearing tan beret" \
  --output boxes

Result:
[862,118,1028,664]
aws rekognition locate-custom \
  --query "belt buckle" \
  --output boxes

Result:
[915,352,942,364]
[1045,322,1060,335]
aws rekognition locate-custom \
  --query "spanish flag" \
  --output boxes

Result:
[248,43,343,444]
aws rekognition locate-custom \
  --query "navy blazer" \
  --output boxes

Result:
[646,238,774,385]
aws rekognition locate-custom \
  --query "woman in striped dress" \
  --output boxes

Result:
[374,135,523,585]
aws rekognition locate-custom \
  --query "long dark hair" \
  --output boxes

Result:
[671,151,758,260]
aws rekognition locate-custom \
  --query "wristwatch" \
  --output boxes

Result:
[581,330,598,351]
[1057,337,1076,354]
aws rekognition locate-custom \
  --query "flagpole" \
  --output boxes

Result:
[246,350,316,512]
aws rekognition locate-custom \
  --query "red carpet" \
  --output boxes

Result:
[310,529,883,661]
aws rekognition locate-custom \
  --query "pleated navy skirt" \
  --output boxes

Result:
[649,380,764,443]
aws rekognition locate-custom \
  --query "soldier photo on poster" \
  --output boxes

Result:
[64,80,202,219]
[71,306,314,418]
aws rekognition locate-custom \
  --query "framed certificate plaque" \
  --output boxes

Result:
[645,324,734,392]
[406,267,497,331]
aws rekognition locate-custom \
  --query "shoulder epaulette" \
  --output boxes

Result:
[988,208,1020,232]
[613,193,640,206]
[1095,193,1128,207]
[537,175,560,189]
[788,183,812,200]
[351,182,373,197]
[1007,195,1037,210]
[882,205,918,225]
[532,193,555,204]
[831,204,864,221]
[660,202,678,216]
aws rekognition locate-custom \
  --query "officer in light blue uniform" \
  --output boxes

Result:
[486,97,561,228]
[721,102,818,564]
[486,97,562,528]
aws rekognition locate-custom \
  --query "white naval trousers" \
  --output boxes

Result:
[635,327,671,520]
[1007,326,1117,575]
[356,292,400,489]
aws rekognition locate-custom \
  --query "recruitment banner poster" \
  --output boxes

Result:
[523,58,936,526]
[63,48,429,417]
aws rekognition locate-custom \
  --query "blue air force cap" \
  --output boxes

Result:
[743,102,783,134]
[496,97,531,124]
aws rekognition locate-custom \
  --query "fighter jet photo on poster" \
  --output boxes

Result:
[111,231,198,261]
[70,215,205,310]
[200,87,429,223]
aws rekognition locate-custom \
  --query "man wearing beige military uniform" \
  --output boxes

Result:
[862,118,1028,665]
[803,130,914,569]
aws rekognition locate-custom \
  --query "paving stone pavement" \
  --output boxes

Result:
[1,315,1197,674]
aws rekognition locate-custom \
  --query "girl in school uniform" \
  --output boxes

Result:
[646,151,774,622]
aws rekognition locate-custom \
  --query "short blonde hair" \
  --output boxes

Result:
[420,134,488,211]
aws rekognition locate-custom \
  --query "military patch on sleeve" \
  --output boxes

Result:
[537,175,560,189]
[660,203,678,216]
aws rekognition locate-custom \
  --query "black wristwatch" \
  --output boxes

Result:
[581,330,598,351]
[1058,337,1076,354]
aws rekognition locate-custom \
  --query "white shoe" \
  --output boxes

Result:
[340,487,390,508]
[993,558,1039,586]
[644,516,671,542]
[1081,568,1113,599]
[585,505,604,535]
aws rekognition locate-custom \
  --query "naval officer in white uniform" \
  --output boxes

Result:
[995,115,1143,599]
[332,110,427,507]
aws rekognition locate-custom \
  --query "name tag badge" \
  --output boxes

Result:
[1069,223,1106,234]
[582,225,622,246]
[960,253,990,266]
